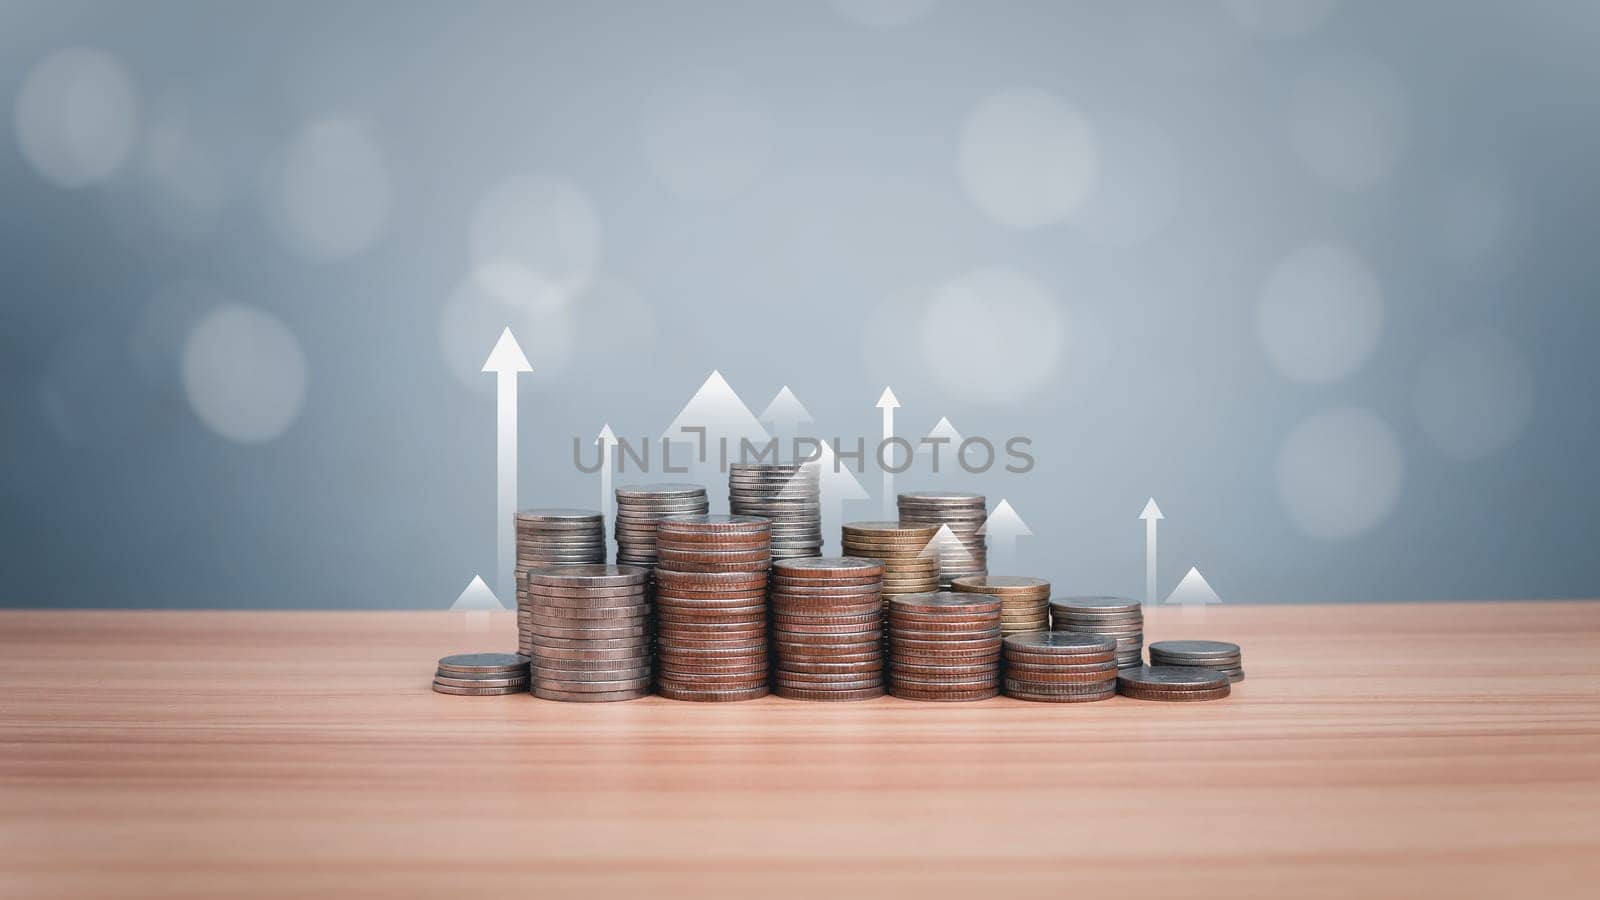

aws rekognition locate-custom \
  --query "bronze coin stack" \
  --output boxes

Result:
[652,514,772,701]
[1116,666,1232,702]
[887,591,1002,701]
[1050,596,1145,669]
[840,520,942,615]
[514,509,606,658]
[524,564,651,701]
[896,491,988,588]
[769,557,886,701]
[951,575,1051,636]
[1001,632,1118,702]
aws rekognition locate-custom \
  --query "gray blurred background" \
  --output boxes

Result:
[3,0,1597,609]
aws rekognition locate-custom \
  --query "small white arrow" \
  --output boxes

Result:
[979,498,1033,573]
[482,327,532,603]
[1139,497,1164,607]
[919,524,976,582]
[596,423,618,558]
[1165,566,1222,622]
[916,416,963,473]
[451,574,505,633]
[876,386,900,517]
[758,385,814,438]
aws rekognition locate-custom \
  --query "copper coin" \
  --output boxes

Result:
[890,592,1001,613]
[525,565,649,587]
[1005,676,1117,693]
[432,682,529,695]
[774,684,884,701]
[532,686,649,702]
[657,514,770,533]
[774,674,883,690]
[432,675,530,689]
[1005,632,1117,654]
[889,661,997,677]
[1118,685,1232,702]
[655,570,768,587]
[1117,666,1230,691]
[773,556,885,577]
[1007,685,1116,703]
[891,686,998,702]
[532,666,652,683]
[655,684,769,702]
[656,540,772,556]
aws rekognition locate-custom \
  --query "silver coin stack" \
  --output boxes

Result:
[1148,640,1245,683]
[613,484,709,568]
[896,491,987,588]
[728,463,822,560]
[1050,596,1145,670]
[515,509,606,658]
[524,564,651,702]
[432,653,530,695]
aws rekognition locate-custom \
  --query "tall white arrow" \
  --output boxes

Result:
[1139,497,1164,607]
[1165,566,1222,623]
[877,387,900,516]
[450,574,504,634]
[979,499,1033,573]
[596,423,617,559]
[483,327,532,601]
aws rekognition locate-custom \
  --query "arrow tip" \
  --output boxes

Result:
[1139,497,1164,520]
[876,386,901,409]
[451,575,506,611]
[1164,566,1221,605]
[481,327,533,374]
[596,423,617,445]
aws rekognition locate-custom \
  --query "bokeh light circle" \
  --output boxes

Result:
[643,69,771,202]
[14,47,139,188]
[1289,55,1408,190]
[1256,241,1383,384]
[1414,328,1534,460]
[182,305,309,444]
[917,266,1064,406]
[1069,116,1180,246]
[959,88,1098,229]
[1276,407,1404,540]
[469,175,601,311]
[263,116,392,260]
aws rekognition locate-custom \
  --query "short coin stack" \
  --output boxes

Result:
[896,491,987,587]
[1116,665,1232,702]
[613,484,709,568]
[1002,632,1117,702]
[770,557,885,701]
[515,509,606,658]
[888,591,1002,700]
[653,515,772,701]
[524,564,651,702]
[952,576,1050,636]
[1148,640,1244,683]
[1050,596,1145,669]
[729,463,822,560]
[432,652,530,695]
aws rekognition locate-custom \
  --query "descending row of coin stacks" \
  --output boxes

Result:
[1116,665,1232,702]
[653,515,772,701]
[896,491,987,587]
[1051,596,1145,669]
[887,591,1002,700]
[769,557,886,701]
[613,484,709,568]
[728,463,822,560]
[953,576,1050,637]
[514,509,607,658]
[840,521,941,653]
[1001,632,1118,702]
[524,564,652,701]
[432,653,530,695]
[1149,640,1245,682]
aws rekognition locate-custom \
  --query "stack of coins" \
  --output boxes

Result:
[770,557,885,701]
[1001,632,1117,702]
[729,463,822,560]
[653,515,771,701]
[1148,640,1244,682]
[952,576,1050,636]
[613,484,709,568]
[888,591,1002,701]
[524,565,651,702]
[432,653,530,695]
[840,521,941,651]
[1050,596,1145,669]
[515,509,606,658]
[896,491,987,587]
[1116,666,1232,702]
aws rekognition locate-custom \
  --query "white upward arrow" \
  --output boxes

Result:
[759,385,813,438]
[876,386,900,517]
[1139,498,1164,607]
[979,498,1033,573]
[1165,565,1222,622]
[450,574,504,633]
[596,423,618,559]
[482,327,532,602]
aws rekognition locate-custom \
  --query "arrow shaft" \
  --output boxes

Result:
[599,445,613,559]
[881,407,895,517]
[1144,519,1158,607]
[495,372,519,601]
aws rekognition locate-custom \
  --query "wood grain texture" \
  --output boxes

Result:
[2,603,1598,899]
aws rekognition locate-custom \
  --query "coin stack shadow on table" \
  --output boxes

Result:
[1050,596,1145,670]
[524,564,652,701]
[769,557,886,700]
[514,509,607,659]
[652,514,773,701]
[888,591,1003,700]
[728,463,822,560]
[896,491,988,588]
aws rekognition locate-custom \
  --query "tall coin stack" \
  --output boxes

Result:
[1001,632,1118,702]
[652,515,772,701]
[524,564,651,702]
[952,576,1050,636]
[896,491,987,587]
[613,484,709,568]
[1050,596,1145,670]
[888,591,1002,701]
[769,557,886,701]
[515,509,607,658]
[728,463,822,560]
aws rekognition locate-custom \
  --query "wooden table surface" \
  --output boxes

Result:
[3,603,1598,899]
